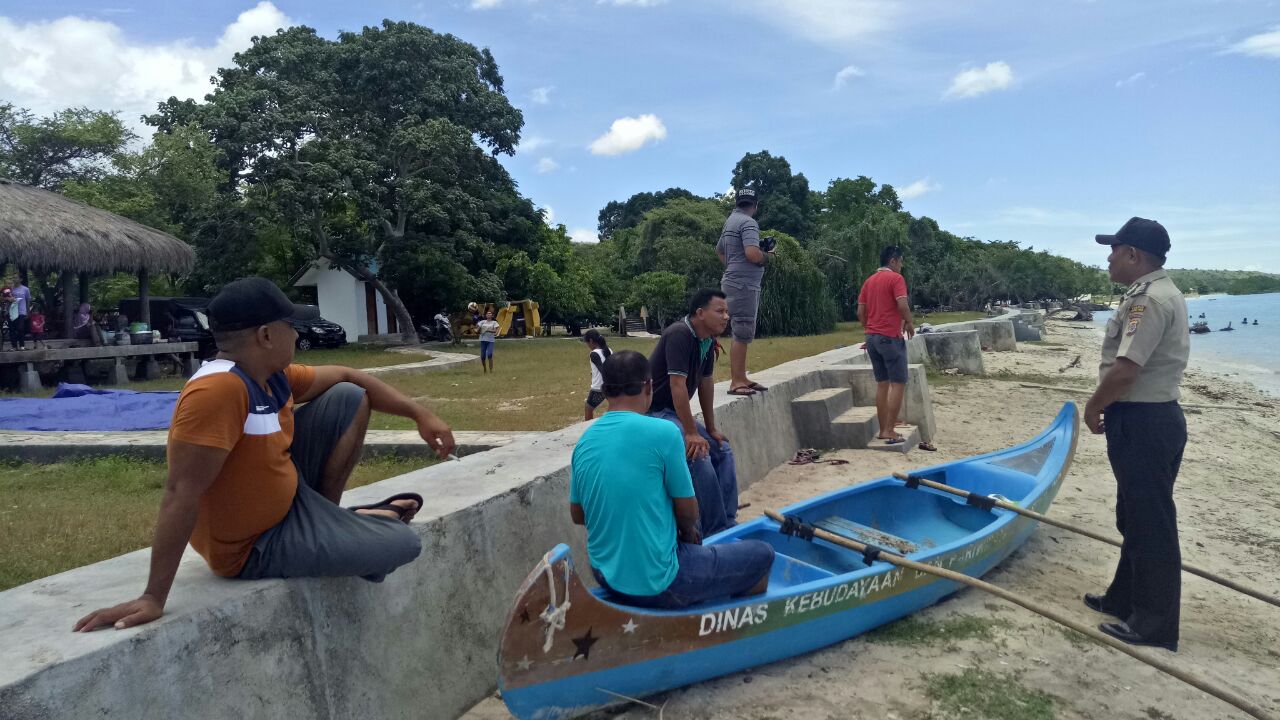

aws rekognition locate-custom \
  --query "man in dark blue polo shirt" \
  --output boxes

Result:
[647,288,738,536]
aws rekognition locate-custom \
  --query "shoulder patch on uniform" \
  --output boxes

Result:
[1125,316,1142,336]
[1128,304,1146,315]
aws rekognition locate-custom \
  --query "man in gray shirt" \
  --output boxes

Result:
[716,188,771,396]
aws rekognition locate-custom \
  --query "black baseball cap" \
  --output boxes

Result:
[207,277,319,331]
[736,187,758,206]
[1096,217,1170,259]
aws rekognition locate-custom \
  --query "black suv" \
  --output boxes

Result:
[288,311,347,350]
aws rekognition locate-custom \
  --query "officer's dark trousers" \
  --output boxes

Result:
[1101,401,1186,645]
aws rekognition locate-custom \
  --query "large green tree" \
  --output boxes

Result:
[730,150,812,239]
[149,21,537,341]
[596,187,697,240]
[0,105,134,189]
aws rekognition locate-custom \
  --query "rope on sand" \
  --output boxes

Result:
[764,509,1278,720]
[1016,383,1262,412]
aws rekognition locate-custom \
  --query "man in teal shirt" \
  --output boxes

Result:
[570,350,773,608]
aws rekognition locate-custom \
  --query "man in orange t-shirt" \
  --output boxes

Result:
[75,277,456,633]
[856,245,915,446]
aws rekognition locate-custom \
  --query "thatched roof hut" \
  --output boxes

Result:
[0,179,196,335]
[0,179,194,273]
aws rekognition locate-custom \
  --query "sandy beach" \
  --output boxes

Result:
[466,318,1280,720]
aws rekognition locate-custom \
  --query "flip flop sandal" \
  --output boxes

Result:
[918,442,938,452]
[882,437,906,446]
[348,492,424,523]
[748,381,769,392]
[727,386,758,397]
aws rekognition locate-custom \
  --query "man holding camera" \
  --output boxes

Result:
[716,187,774,396]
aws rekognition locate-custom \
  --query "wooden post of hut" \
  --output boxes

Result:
[61,271,75,340]
[78,272,89,304]
[136,267,158,380]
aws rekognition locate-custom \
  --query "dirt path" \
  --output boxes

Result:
[467,320,1280,720]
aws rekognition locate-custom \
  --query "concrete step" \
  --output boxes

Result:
[791,387,855,447]
[831,406,880,448]
[865,424,922,455]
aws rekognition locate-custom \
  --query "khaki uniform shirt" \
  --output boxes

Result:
[1099,270,1190,403]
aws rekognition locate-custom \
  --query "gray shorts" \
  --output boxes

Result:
[237,383,422,583]
[721,280,760,344]
[865,334,908,384]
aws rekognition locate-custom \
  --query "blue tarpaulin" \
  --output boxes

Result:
[0,383,179,431]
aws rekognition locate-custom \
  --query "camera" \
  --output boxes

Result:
[759,236,777,253]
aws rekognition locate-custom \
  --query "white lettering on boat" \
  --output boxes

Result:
[782,568,906,617]
[698,603,770,636]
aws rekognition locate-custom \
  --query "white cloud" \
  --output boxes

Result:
[470,0,504,9]
[832,65,864,90]
[898,177,938,199]
[737,0,899,48]
[1226,26,1280,59]
[570,227,600,244]
[530,86,554,105]
[536,156,560,174]
[607,0,667,5]
[588,114,667,156]
[944,61,1014,99]
[0,2,292,134]
[1115,71,1146,88]
[520,135,550,152]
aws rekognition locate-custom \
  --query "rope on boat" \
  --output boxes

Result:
[892,472,1280,610]
[764,509,1278,720]
[537,552,572,654]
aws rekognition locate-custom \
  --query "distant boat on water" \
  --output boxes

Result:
[1190,321,1211,334]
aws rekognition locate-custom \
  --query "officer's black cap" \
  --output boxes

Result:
[1096,217,1171,259]
[735,188,758,207]
[207,277,319,332]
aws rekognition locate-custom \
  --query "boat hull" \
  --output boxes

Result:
[498,403,1078,719]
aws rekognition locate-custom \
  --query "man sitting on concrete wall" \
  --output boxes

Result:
[74,277,456,632]
[570,350,773,609]
[647,288,739,536]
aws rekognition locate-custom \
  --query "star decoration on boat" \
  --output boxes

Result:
[516,655,532,671]
[519,607,531,624]
[621,618,638,634]
[571,627,599,660]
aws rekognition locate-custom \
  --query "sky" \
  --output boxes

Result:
[1,0,1278,272]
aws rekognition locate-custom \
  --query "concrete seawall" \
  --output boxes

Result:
[0,345,928,720]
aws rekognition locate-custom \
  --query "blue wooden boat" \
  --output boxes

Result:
[497,403,1079,719]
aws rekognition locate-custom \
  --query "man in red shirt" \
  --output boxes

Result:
[856,246,914,444]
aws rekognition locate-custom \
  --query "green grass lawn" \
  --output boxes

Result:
[0,455,434,591]
[368,314,983,432]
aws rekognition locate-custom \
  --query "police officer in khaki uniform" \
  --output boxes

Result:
[1083,217,1189,651]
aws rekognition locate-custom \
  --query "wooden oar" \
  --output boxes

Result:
[892,472,1280,610]
[763,509,1277,720]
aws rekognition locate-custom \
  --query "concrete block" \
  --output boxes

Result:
[971,320,1017,351]
[106,358,129,385]
[922,331,985,375]
[866,424,921,454]
[1012,323,1042,342]
[790,387,853,447]
[823,364,936,443]
[18,363,40,393]
[831,406,879,448]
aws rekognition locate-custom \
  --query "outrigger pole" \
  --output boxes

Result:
[763,509,1277,720]
[891,472,1280,610]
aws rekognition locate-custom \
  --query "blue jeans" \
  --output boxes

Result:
[648,407,738,536]
[480,340,494,360]
[593,540,774,609]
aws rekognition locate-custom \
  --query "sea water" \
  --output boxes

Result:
[1092,292,1280,398]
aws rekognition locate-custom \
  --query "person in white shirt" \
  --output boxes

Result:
[582,329,612,420]
[477,310,499,373]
